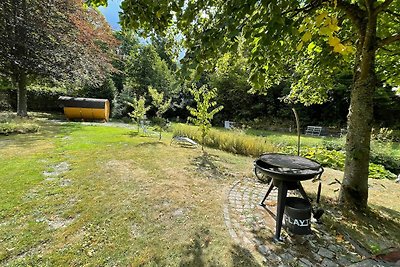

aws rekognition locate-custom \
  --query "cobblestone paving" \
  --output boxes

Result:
[224,178,394,267]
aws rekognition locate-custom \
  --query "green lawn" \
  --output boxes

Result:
[1,118,399,266]
[0,120,259,266]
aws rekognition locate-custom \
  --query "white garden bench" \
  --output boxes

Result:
[305,126,323,136]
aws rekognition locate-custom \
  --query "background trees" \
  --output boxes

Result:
[88,0,400,210]
[0,0,117,116]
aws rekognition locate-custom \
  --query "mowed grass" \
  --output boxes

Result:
[0,121,260,266]
[1,119,399,266]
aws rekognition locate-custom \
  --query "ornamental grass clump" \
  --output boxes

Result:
[172,124,278,156]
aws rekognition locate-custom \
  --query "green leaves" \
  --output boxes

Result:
[127,95,150,132]
[148,86,171,117]
[187,84,223,151]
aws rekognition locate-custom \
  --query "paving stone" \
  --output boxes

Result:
[224,179,366,267]
[336,256,353,266]
[280,252,295,262]
[318,247,335,259]
[312,252,323,262]
[266,253,282,264]
[328,244,342,253]
[321,258,339,267]
[257,245,269,255]
[299,258,314,267]
[347,259,389,267]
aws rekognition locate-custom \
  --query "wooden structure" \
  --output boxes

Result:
[58,96,110,122]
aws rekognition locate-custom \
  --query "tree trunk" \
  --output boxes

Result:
[339,13,377,210]
[16,72,28,117]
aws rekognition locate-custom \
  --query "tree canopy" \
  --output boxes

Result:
[85,0,400,209]
[0,0,117,115]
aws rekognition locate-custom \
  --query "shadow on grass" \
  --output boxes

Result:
[179,228,261,267]
[230,244,262,267]
[319,198,400,255]
[136,141,167,147]
[191,153,227,179]
[127,130,140,137]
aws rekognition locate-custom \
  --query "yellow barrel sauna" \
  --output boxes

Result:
[58,96,110,122]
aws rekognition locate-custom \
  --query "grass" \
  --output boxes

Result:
[0,116,399,265]
[0,119,259,266]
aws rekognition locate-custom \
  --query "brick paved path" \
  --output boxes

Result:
[223,178,393,267]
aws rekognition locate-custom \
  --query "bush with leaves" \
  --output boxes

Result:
[187,85,223,152]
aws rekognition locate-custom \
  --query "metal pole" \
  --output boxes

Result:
[292,108,300,156]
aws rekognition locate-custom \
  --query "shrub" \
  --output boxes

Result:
[322,138,345,151]
[368,163,397,180]
[1,85,66,112]
[370,141,400,174]
[371,127,394,142]
[0,113,40,135]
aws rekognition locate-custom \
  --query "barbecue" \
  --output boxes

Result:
[254,153,324,242]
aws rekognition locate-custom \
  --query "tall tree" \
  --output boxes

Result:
[0,0,117,116]
[124,44,177,98]
[89,0,400,210]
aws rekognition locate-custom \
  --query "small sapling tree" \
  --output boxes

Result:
[148,86,171,140]
[127,95,150,133]
[187,84,223,152]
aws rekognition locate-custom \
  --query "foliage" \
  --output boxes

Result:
[0,0,117,116]
[370,141,400,174]
[368,163,397,180]
[0,113,39,135]
[0,85,66,112]
[174,123,397,179]
[77,78,117,103]
[173,123,278,156]
[371,128,395,142]
[126,95,150,133]
[88,0,400,208]
[111,31,140,94]
[282,145,397,179]
[124,44,178,99]
[148,86,171,140]
[322,138,345,151]
[187,85,223,151]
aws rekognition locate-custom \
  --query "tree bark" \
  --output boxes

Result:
[339,12,377,210]
[16,72,28,117]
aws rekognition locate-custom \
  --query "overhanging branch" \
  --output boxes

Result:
[378,33,400,48]
[335,0,365,33]
[374,0,394,15]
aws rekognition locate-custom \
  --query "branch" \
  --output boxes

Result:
[374,0,394,15]
[378,33,400,48]
[335,0,366,33]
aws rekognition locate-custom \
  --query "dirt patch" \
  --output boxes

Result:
[103,159,148,182]
[43,162,70,178]
[35,215,76,230]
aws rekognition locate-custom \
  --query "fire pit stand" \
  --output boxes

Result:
[254,153,324,242]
